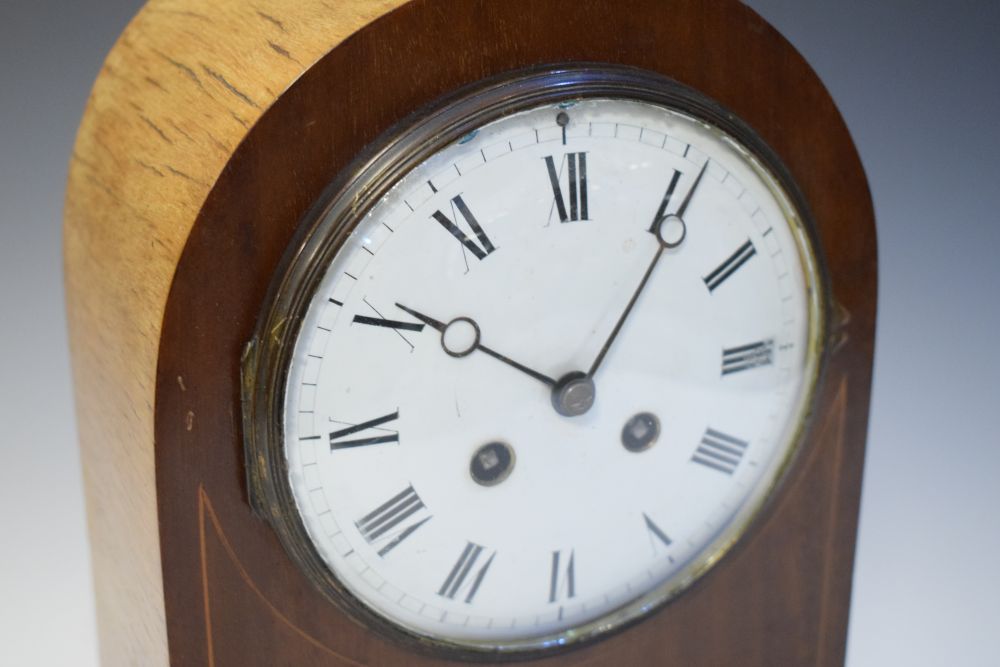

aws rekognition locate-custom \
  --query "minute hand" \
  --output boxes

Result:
[586,161,709,378]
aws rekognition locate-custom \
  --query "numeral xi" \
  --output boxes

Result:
[431,195,496,260]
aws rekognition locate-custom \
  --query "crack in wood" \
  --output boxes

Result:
[201,64,260,109]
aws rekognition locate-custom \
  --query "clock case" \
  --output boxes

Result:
[241,64,829,661]
[146,1,875,665]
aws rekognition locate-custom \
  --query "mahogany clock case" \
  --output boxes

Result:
[150,1,874,664]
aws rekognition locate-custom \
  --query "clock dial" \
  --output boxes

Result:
[278,94,822,650]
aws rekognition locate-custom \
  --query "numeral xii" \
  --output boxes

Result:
[544,153,589,222]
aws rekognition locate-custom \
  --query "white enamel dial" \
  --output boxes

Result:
[281,96,822,650]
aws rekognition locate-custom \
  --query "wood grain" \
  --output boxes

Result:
[67,0,876,664]
[64,2,406,664]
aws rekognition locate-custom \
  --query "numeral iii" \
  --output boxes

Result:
[722,340,774,375]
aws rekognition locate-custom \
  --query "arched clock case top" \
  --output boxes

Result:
[77,0,877,665]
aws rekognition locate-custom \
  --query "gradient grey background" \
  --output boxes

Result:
[1,1,997,665]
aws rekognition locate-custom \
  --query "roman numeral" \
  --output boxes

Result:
[355,485,431,557]
[544,153,589,222]
[722,340,774,375]
[548,549,576,603]
[352,315,424,332]
[691,428,748,475]
[437,541,496,604]
[329,411,399,450]
[642,512,672,552]
[703,240,756,292]
[353,299,422,351]
[431,195,496,260]
[647,169,682,233]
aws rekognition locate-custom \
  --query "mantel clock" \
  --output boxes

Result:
[65,2,876,665]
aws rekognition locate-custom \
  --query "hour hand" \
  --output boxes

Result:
[394,303,557,387]
[396,303,446,332]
